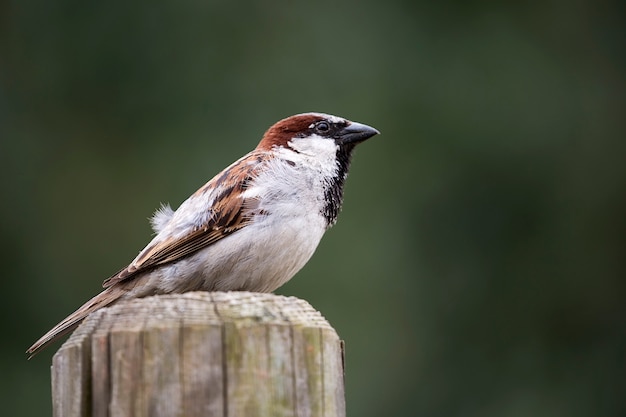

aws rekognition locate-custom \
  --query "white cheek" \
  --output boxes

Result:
[288,134,337,156]
[280,135,339,177]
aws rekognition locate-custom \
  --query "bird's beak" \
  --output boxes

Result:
[336,122,380,145]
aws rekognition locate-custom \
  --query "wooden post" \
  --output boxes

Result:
[51,292,345,417]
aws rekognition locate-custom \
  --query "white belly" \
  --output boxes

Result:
[151,210,327,293]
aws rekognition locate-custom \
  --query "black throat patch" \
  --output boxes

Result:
[322,144,356,226]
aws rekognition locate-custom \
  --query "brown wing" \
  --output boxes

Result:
[102,152,266,288]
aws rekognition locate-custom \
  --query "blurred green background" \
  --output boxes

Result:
[1,1,624,416]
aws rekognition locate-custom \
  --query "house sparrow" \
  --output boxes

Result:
[27,112,379,356]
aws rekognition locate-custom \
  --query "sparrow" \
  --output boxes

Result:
[27,112,379,357]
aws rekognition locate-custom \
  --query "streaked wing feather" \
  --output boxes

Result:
[103,220,247,288]
[102,152,266,288]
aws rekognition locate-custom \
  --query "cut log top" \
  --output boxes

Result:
[52,291,345,417]
[62,291,336,340]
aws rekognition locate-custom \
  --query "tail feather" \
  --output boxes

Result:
[26,287,124,358]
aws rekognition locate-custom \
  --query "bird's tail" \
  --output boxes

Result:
[26,286,124,358]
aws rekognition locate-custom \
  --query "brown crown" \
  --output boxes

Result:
[256,113,328,151]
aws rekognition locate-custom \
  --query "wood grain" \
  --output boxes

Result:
[51,292,345,417]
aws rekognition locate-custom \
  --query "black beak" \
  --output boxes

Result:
[336,122,380,145]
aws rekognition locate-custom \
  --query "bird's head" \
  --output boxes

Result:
[257,113,379,155]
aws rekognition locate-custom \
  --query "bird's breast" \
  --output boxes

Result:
[201,209,326,292]
[154,199,327,294]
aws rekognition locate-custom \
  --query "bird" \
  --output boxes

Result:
[27,112,379,357]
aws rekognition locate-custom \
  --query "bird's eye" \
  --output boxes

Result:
[315,121,330,133]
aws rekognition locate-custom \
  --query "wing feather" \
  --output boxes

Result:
[102,151,268,288]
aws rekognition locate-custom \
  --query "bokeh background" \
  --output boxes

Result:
[1,1,624,416]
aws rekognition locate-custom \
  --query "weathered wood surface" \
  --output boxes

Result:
[51,292,345,417]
